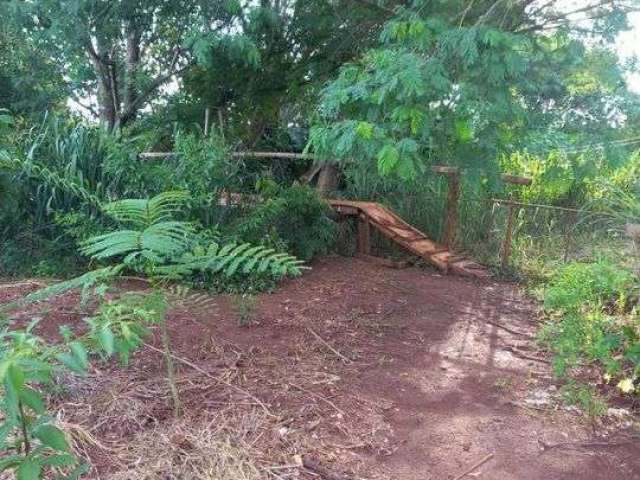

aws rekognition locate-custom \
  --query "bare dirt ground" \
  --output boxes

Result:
[1,256,639,479]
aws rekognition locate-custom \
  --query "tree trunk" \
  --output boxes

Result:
[124,21,141,123]
[87,36,118,131]
[316,163,340,195]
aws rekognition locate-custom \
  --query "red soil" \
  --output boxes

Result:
[1,257,639,479]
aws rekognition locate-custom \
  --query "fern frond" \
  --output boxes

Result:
[81,221,194,261]
[155,241,305,281]
[103,191,190,227]
[80,230,141,259]
[0,266,123,312]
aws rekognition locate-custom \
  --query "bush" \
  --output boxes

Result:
[541,259,640,395]
[232,183,336,261]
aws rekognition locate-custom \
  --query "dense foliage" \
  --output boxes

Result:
[2,4,640,471]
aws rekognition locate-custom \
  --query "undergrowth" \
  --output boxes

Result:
[539,258,640,409]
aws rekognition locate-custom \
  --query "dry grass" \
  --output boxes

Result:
[43,333,394,479]
[103,410,268,480]
[2,284,396,480]
[55,368,282,479]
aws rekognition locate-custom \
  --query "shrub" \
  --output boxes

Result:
[541,259,640,396]
[544,259,635,313]
[232,184,336,261]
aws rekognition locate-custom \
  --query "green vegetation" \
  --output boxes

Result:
[0,292,165,478]
[2,0,640,475]
[540,259,639,402]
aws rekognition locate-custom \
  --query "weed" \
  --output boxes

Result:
[541,258,640,404]
[231,294,259,327]
[562,383,607,420]
[493,377,514,392]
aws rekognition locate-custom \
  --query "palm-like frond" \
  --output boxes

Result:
[81,221,194,260]
[154,242,305,280]
[0,265,123,312]
[82,191,194,265]
[103,191,190,227]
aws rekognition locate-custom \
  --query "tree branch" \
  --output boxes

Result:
[119,48,190,125]
[69,92,99,118]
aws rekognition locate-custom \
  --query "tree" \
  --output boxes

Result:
[308,1,640,179]
[4,0,245,130]
[182,0,392,149]
[0,22,66,115]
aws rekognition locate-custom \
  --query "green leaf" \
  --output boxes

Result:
[2,377,20,420]
[16,458,41,480]
[40,453,76,467]
[0,421,15,447]
[33,424,69,452]
[455,119,473,142]
[97,327,115,356]
[355,121,374,140]
[19,387,45,414]
[0,114,14,126]
[0,454,22,472]
[377,144,400,175]
[55,353,85,375]
[69,342,88,370]
[7,363,25,393]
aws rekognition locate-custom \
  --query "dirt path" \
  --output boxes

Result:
[2,257,639,479]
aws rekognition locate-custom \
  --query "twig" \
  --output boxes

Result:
[502,346,551,364]
[143,342,274,417]
[539,439,635,452]
[289,382,345,416]
[306,327,352,364]
[485,320,533,338]
[453,453,494,480]
[302,456,352,480]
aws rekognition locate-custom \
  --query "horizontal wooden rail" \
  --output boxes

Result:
[138,151,317,161]
[489,198,585,214]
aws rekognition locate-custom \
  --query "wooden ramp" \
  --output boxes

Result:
[329,199,489,278]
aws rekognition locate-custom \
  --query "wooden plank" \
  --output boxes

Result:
[231,151,316,160]
[328,198,488,278]
[138,152,180,160]
[139,151,317,161]
[432,165,460,176]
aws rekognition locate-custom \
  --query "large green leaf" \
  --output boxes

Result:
[16,458,41,480]
[33,424,70,452]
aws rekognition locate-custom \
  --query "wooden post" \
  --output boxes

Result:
[501,204,517,269]
[357,214,371,255]
[563,210,577,263]
[432,166,460,248]
[499,174,532,268]
[204,107,210,136]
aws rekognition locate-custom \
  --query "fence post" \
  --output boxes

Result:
[501,204,518,269]
[563,210,577,263]
[432,166,460,248]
